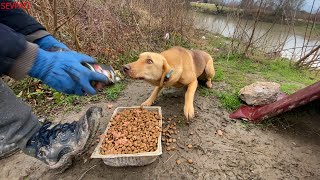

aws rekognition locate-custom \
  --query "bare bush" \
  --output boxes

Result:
[224,0,320,71]
[28,0,194,68]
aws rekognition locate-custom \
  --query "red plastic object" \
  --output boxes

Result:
[229,81,320,122]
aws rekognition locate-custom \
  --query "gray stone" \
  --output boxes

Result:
[239,82,281,105]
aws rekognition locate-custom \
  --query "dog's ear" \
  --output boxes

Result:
[159,57,170,87]
[162,58,170,72]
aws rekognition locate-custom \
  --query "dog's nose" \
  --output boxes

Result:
[122,65,131,73]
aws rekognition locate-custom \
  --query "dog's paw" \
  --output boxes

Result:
[206,81,213,89]
[184,105,195,120]
[141,100,153,106]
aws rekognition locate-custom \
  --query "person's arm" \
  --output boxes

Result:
[0,1,65,78]
[0,23,107,95]
[0,23,38,79]
[0,0,67,49]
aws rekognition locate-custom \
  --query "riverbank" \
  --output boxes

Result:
[191,2,320,33]
[191,2,237,15]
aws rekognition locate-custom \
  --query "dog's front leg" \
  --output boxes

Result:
[184,80,198,120]
[141,86,163,106]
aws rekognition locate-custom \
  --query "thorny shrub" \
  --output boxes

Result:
[28,0,194,68]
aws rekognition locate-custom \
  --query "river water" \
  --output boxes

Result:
[194,12,319,60]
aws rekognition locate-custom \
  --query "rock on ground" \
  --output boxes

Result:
[239,81,281,105]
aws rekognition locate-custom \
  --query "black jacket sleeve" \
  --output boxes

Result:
[0,23,27,76]
[0,0,46,79]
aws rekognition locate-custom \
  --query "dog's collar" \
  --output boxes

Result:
[159,69,174,87]
[164,70,174,82]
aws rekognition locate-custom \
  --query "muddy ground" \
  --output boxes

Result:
[1,80,320,180]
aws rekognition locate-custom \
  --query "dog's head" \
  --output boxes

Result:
[122,52,168,85]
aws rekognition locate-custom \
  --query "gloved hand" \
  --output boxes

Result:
[29,49,107,95]
[34,35,69,51]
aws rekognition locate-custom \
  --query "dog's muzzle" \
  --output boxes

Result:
[122,65,131,74]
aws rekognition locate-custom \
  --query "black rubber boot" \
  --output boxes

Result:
[23,106,102,170]
[0,143,19,159]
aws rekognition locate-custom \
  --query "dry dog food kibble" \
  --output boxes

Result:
[100,108,161,155]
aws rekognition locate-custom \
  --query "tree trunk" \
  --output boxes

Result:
[296,45,320,67]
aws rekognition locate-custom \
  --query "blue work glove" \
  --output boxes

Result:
[34,35,69,51]
[29,49,107,95]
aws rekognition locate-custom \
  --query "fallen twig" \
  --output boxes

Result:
[176,142,186,150]
[164,152,176,164]
[78,165,97,180]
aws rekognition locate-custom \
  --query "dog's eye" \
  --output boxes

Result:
[146,59,153,64]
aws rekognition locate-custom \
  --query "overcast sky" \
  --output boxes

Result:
[303,0,320,12]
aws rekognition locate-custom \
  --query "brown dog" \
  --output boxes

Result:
[122,46,215,119]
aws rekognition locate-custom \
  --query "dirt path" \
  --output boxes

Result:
[1,80,320,180]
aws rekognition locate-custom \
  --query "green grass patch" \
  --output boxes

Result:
[259,59,315,86]
[214,52,317,94]
[104,82,126,101]
[207,35,231,49]
[198,86,241,111]
[198,86,218,97]
[52,92,79,105]
[280,83,304,94]
[191,2,216,12]
[116,51,139,66]
[11,76,127,117]
[213,66,224,82]
[216,92,241,111]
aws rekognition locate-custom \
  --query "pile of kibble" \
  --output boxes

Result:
[100,108,161,155]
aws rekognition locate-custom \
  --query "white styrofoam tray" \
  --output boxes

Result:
[91,106,162,167]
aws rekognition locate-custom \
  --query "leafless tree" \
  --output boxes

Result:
[243,0,265,56]
[209,0,226,14]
